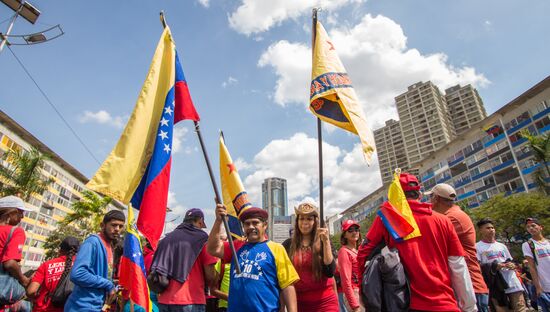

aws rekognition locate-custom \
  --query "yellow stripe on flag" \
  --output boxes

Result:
[310,21,376,163]
[86,28,176,204]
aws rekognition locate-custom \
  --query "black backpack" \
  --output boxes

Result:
[48,268,74,307]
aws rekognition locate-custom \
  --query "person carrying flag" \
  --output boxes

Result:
[65,210,125,312]
[151,208,217,312]
[207,205,299,312]
[357,173,476,312]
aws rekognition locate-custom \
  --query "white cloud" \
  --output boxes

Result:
[222,76,238,88]
[229,0,364,35]
[242,132,381,217]
[258,14,490,129]
[172,126,189,155]
[78,110,126,128]
[198,0,209,8]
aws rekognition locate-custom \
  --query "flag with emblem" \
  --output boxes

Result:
[119,207,152,312]
[219,134,250,239]
[310,21,375,163]
[86,27,200,248]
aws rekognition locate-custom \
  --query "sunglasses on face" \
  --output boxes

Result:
[347,227,360,233]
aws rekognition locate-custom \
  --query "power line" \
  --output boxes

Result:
[6,45,102,165]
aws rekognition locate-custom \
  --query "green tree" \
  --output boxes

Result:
[0,147,54,201]
[467,192,550,258]
[330,210,377,251]
[44,190,112,259]
[520,129,550,194]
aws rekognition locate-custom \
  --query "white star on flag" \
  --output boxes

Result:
[160,117,169,127]
[158,130,169,140]
[164,106,173,115]
[163,144,171,153]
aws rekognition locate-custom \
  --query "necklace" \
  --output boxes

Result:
[300,244,311,251]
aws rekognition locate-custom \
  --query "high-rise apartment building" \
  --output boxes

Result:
[374,119,408,185]
[446,84,487,136]
[261,177,288,241]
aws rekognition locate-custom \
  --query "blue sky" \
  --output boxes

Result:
[1,0,549,230]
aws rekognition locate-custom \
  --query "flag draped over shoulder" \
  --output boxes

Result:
[119,208,152,312]
[310,21,375,163]
[219,134,250,239]
[378,172,421,241]
[86,27,200,248]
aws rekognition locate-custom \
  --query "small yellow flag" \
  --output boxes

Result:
[388,170,421,240]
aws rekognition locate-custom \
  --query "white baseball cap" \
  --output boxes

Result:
[424,184,457,201]
[0,195,34,212]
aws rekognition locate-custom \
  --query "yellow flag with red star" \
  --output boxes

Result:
[219,134,251,239]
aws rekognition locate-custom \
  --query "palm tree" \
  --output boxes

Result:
[0,147,54,201]
[520,129,550,194]
[44,190,112,258]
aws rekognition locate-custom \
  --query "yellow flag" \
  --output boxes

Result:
[86,28,176,203]
[310,21,375,163]
[388,171,421,240]
[219,134,251,238]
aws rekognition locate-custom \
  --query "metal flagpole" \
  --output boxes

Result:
[312,8,325,227]
[159,11,241,274]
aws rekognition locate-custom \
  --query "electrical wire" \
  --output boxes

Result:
[6,45,102,165]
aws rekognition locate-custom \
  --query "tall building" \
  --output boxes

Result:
[374,119,408,185]
[0,110,122,270]
[261,177,288,241]
[446,84,487,136]
[396,81,455,166]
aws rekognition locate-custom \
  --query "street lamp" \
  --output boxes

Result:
[0,0,63,53]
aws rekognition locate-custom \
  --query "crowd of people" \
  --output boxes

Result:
[0,172,548,312]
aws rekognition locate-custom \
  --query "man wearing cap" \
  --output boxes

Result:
[429,183,490,312]
[207,204,299,312]
[151,208,217,312]
[0,195,33,289]
[357,173,476,312]
[65,210,125,312]
[522,218,550,312]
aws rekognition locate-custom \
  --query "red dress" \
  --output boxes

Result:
[293,248,339,312]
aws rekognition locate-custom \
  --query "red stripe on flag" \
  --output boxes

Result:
[174,81,200,123]
[379,201,414,239]
[119,257,150,310]
[137,160,172,249]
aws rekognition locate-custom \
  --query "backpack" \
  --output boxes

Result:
[147,270,169,294]
[528,240,538,266]
[48,264,74,307]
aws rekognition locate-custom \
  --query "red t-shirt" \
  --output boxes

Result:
[0,225,25,262]
[157,246,218,305]
[293,248,336,303]
[444,205,489,294]
[358,200,464,312]
[31,256,73,312]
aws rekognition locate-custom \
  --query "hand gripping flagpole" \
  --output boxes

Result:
[159,11,241,274]
[312,8,325,227]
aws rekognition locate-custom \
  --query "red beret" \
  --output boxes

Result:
[239,207,268,222]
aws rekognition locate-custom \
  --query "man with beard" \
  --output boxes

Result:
[207,205,299,312]
[64,210,125,312]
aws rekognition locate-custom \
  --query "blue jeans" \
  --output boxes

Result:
[475,293,489,312]
[158,304,205,312]
[338,292,348,312]
[538,292,550,312]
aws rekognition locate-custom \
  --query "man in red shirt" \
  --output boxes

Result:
[428,183,490,312]
[151,208,217,312]
[27,236,80,312]
[357,173,476,312]
[0,195,34,288]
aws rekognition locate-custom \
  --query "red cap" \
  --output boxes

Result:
[399,173,421,191]
[239,207,268,222]
[342,219,360,232]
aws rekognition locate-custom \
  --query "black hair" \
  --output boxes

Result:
[476,218,494,228]
[102,210,125,224]
[55,237,81,292]
[183,215,203,224]
[404,190,421,200]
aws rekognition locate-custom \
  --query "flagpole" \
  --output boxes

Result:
[159,11,241,274]
[312,8,325,227]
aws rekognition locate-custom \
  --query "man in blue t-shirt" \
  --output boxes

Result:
[207,205,299,312]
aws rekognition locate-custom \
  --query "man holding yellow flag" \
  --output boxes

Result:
[357,172,477,312]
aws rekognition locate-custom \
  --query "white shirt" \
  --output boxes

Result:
[476,240,523,294]
[522,238,550,292]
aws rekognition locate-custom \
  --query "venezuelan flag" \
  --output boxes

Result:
[86,27,199,248]
[119,208,152,312]
[310,21,375,163]
[378,171,421,241]
[219,134,250,239]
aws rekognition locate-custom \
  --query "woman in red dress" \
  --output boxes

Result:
[283,203,338,312]
[337,220,363,312]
